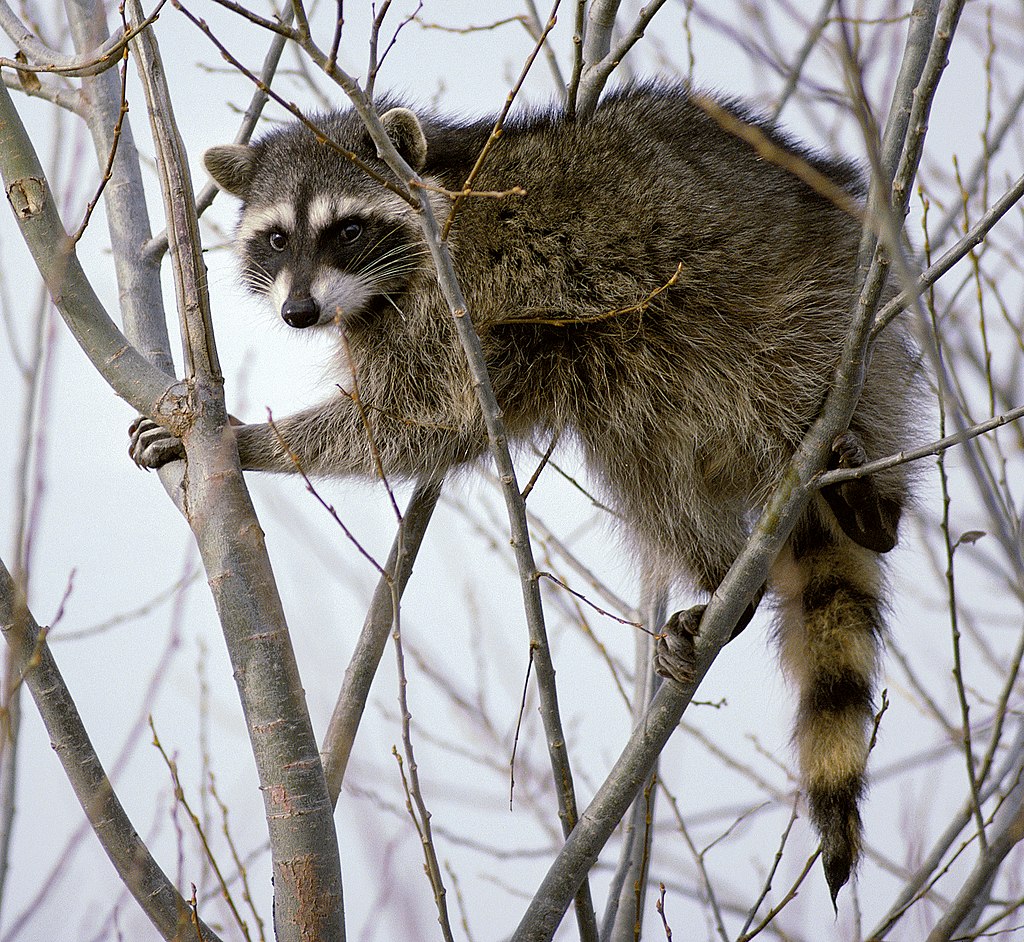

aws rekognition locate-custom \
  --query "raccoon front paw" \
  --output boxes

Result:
[654,605,703,686]
[129,417,184,469]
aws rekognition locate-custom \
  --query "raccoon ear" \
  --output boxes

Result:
[380,107,427,172]
[203,144,257,198]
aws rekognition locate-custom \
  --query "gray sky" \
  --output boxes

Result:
[2,2,1022,939]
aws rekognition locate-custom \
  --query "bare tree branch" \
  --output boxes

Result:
[602,586,666,940]
[65,0,175,374]
[930,73,1024,247]
[579,0,621,77]
[322,474,443,803]
[144,6,295,262]
[574,0,672,118]
[818,400,1024,488]
[0,0,165,77]
[126,5,346,938]
[522,0,566,94]
[0,70,83,113]
[924,750,1024,942]
[872,170,1024,336]
[0,556,223,942]
[872,718,1024,936]
[772,0,837,119]
[0,79,180,417]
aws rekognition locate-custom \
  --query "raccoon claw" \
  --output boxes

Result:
[655,606,703,686]
[831,430,869,470]
[129,417,184,469]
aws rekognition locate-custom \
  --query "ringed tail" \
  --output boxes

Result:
[772,498,886,904]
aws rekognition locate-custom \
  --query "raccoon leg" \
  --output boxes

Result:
[131,397,487,478]
[772,500,885,904]
[654,596,761,685]
[653,521,764,685]
[821,431,902,554]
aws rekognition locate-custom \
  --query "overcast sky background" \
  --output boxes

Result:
[2,1,1023,939]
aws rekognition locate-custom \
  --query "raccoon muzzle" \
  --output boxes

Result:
[282,296,319,329]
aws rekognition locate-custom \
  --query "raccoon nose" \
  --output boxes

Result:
[281,297,320,329]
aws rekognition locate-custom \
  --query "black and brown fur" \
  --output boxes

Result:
[131,83,918,900]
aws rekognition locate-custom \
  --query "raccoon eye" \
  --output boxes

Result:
[339,220,363,243]
[268,230,288,252]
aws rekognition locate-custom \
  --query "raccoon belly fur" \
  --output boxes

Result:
[198,81,920,901]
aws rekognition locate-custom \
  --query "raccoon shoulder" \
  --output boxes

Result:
[595,81,865,195]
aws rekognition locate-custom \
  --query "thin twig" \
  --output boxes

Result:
[738,797,803,937]
[509,642,537,812]
[71,48,129,244]
[144,7,294,261]
[938,342,988,858]
[817,402,1024,487]
[266,412,387,578]
[737,849,823,942]
[658,788,729,942]
[56,567,201,641]
[537,572,645,631]
[150,721,253,942]
[414,14,524,33]
[0,0,166,77]
[175,1,416,206]
[321,475,442,802]
[390,597,455,941]
[520,432,558,500]
[692,92,862,219]
[208,775,266,942]
[654,884,672,940]
[871,171,1024,336]
[365,0,420,100]
[522,0,566,94]
[494,263,682,326]
[772,0,838,119]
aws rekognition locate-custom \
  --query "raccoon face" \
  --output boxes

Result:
[234,194,425,330]
[204,106,431,331]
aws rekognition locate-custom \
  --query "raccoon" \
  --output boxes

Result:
[131,83,916,901]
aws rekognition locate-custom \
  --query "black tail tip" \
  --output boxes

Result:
[811,785,862,907]
[823,843,854,909]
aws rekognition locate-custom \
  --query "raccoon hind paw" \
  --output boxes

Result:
[822,430,902,554]
[654,606,702,685]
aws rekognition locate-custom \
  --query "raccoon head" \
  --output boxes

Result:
[204,107,430,331]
